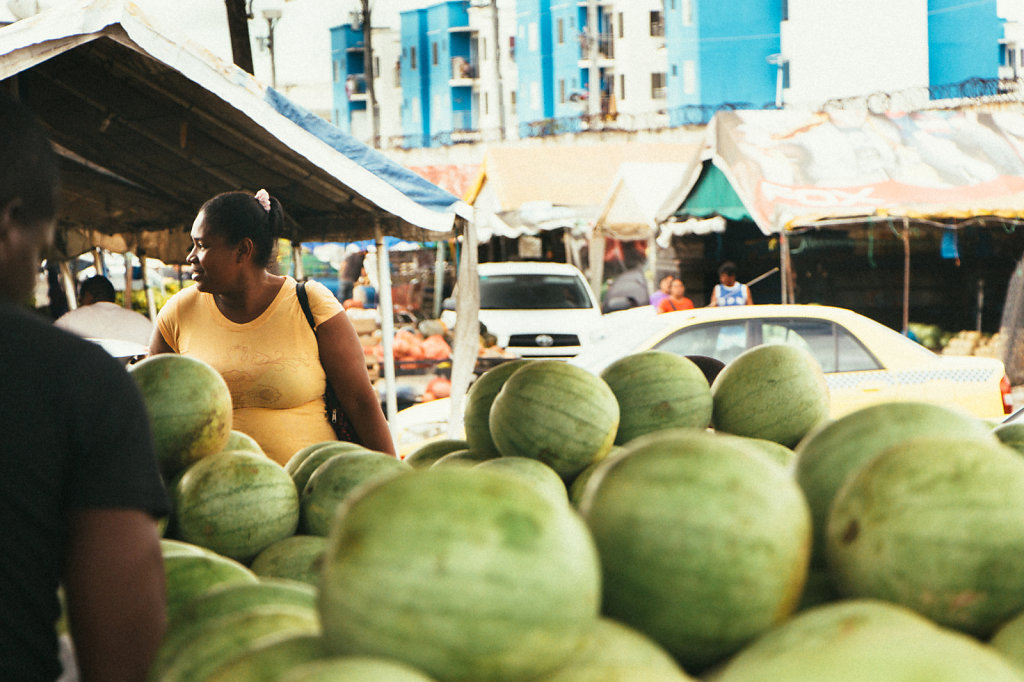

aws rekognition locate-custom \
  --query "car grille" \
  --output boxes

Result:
[508,333,581,348]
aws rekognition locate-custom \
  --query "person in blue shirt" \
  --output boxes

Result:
[709,261,753,307]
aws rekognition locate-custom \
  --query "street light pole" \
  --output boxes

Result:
[263,8,282,89]
[361,0,380,148]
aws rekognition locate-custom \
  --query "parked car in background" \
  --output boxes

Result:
[393,303,1012,457]
[441,261,604,359]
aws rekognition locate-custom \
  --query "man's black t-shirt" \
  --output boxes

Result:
[0,302,170,681]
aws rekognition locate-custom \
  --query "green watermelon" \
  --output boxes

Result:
[990,608,1024,674]
[300,451,410,536]
[993,421,1024,455]
[403,438,470,468]
[474,456,569,507]
[577,428,810,671]
[600,351,713,445]
[250,535,328,586]
[204,633,329,682]
[319,468,601,681]
[710,344,829,447]
[430,448,499,468]
[285,441,339,476]
[152,606,321,682]
[464,359,531,454]
[159,538,209,558]
[795,401,995,566]
[489,361,619,479]
[567,447,624,509]
[162,552,257,623]
[221,430,263,456]
[128,354,233,478]
[277,657,436,682]
[827,436,1024,637]
[153,581,318,682]
[174,450,299,562]
[532,617,695,681]
[289,442,371,495]
[715,599,1022,682]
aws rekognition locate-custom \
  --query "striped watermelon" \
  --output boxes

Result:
[319,468,601,681]
[489,361,619,479]
[128,354,233,478]
[464,359,531,454]
[174,450,299,562]
[710,344,829,448]
[599,351,712,445]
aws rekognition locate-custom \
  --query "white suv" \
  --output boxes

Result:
[442,261,604,359]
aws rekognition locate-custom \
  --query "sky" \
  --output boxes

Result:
[5,0,1024,111]
[0,0,431,112]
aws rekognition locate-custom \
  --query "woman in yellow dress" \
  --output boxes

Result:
[149,189,395,464]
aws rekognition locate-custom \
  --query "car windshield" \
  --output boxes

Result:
[479,274,593,310]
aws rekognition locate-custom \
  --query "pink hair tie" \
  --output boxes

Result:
[254,188,271,212]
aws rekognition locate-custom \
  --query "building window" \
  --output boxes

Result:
[482,36,487,60]
[411,46,417,70]
[559,78,566,103]
[669,0,676,8]
[528,22,539,52]
[650,11,664,37]
[332,60,340,83]
[651,72,667,99]
[530,82,540,111]
[682,0,693,26]
[672,64,678,77]
[510,89,517,114]
[619,74,625,101]
[432,42,438,66]
[618,12,624,39]
[683,60,696,94]
[557,17,565,44]
[485,91,489,114]
[373,56,380,79]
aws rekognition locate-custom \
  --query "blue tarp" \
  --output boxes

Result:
[265,89,464,219]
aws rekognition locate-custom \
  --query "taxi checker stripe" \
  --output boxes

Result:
[825,368,998,390]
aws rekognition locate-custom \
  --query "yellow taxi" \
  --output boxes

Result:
[391,304,1012,456]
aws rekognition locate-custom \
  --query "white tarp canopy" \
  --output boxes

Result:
[593,160,696,241]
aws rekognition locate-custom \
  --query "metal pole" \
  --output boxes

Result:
[124,251,134,309]
[586,0,601,122]
[977,278,985,333]
[490,0,506,140]
[375,219,398,423]
[433,240,446,319]
[361,0,380,148]
[778,231,789,304]
[902,217,910,336]
[265,12,278,89]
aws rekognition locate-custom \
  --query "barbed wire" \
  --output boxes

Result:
[374,77,1024,150]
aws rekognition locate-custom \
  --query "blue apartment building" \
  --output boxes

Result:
[515,0,614,137]
[664,0,782,127]
[397,1,477,148]
[331,0,1014,149]
[928,0,1003,87]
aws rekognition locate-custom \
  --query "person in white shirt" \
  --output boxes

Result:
[708,262,754,307]
[55,274,154,347]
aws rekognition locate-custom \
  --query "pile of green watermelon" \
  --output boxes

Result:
[129,349,1024,681]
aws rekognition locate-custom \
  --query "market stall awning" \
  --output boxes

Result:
[656,108,1024,234]
[467,141,700,241]
[0,0,470,263]
[592,160,696,241]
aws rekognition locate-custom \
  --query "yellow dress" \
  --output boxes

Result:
[155,277,343,466]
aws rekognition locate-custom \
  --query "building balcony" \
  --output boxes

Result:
[578,32,614,61]
[345,73,367,101]
[450,56,478,85]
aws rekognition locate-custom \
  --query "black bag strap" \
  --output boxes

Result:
[296,280,316,332]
